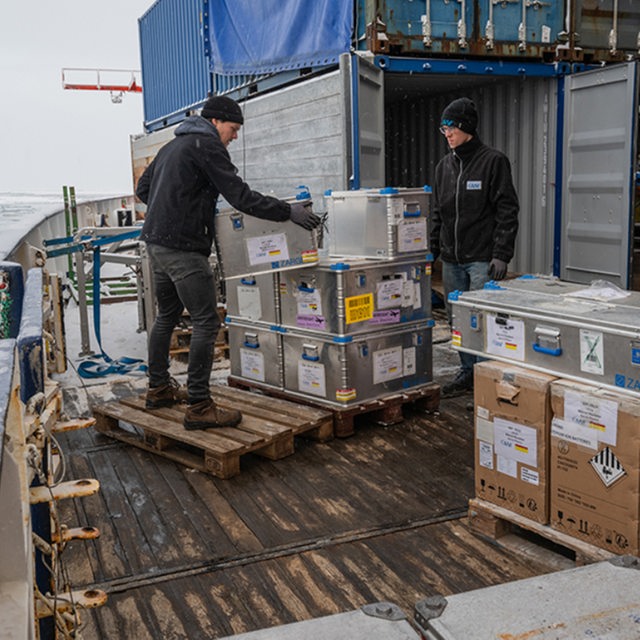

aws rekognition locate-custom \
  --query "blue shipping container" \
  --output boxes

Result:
[139,0,212,130]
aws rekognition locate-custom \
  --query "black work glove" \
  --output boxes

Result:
[289,202,321,230]
[489,258,508,280]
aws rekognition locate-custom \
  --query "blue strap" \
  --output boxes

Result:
[77,247,147,379]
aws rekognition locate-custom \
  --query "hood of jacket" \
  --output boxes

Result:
[175,115,220,138]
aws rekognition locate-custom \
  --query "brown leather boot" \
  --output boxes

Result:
[183,398,242,430]
[145,378,189,409]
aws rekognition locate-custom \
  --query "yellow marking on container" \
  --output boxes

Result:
[451,330,462,347]
[336,388,357,402]
[302,249,318,263]
[345,293,374,324]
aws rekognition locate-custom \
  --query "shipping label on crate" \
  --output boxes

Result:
[245,233,289,266]
[240,349,265,382]
[373,346,403,384]
[298,360,326,397]
[296,288,323,316]
[579,329,605,376]
[564,389,618,446]
[236,285,262,319]
[376,279,404,309]
[397,218,427,252]
[345,293,374,324]
[494,417,538,468]
[486,314,525,361]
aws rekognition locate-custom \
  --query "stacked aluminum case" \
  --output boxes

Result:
[215,192,320,280]
[323,187,431,259]
[449,275,640,396]
[226,187,435,408]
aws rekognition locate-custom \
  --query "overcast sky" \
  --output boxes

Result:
[0,0,153,196]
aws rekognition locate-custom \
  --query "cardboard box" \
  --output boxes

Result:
[550,380,640,555]
[474,360,557,524]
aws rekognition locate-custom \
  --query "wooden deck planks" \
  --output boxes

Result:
[55,392,587,638]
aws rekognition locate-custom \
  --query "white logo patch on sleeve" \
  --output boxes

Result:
[466,180,482,190]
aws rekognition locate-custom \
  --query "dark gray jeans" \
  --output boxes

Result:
[146,244,219,403]
[442,260,491,375]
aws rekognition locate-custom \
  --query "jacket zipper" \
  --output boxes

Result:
[453,151,463,264]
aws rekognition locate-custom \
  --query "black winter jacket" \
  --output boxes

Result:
[136,116,291,256]
[431,136,519,264]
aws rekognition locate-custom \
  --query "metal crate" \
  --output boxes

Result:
[282,321,433,407]
[215,196,320,280]
[449,277,640,396]
[324,187,430,259]
[227,319,283,389]
[225,272,279,325]
[278,257,432,335]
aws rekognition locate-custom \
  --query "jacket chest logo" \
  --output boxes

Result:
[466,180,482,191]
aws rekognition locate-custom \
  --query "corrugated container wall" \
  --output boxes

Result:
[139,0,211,130]
[357,0,640,63]
[385,75,558,276]
[226,71,348,204]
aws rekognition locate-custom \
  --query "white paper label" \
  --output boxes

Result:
[298,360,326,397]
[296,288,323,316]
[497,455,518,478]
[541,25,551,43]
[494,417,537,467]
[373,346,403,384]
[245,233,290,266]
[520,467,540,486]
[403,346,416,377]
[486,315,525,361]
[376,279,404,309]
[551,417,598,450]
[236,285,263,320]
[580,329,604,375]
[563,389,618,447]
[476,416,494,444]
[240,349,265,382]
[479,441,494,469]
[476,405,490,420]
[402,280,415,308]
[413,281,422,310]
[397,218,427,252]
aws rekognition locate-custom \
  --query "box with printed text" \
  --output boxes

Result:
[474,360,557,524]
[549,379,640,555]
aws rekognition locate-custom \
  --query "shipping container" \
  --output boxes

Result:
[138,1,640,130]
[357,0,640,63]
[134,0,639,290]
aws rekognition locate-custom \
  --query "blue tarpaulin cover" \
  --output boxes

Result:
[207,0,353,75]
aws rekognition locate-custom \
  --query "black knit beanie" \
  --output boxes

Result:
[441,97,478,134]
[201,96,244,124]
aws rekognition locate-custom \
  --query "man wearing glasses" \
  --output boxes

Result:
[431,97,519,396]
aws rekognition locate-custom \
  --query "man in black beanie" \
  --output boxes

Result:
[136,95,320,429]
[431,97,519,396]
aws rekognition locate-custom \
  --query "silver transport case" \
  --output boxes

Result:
[282,321,433,407]
[324,187,430,259]
[279,256,432,336]
[449,275,640,396]
[215,194,320,280]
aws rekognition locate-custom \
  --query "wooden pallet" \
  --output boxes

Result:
[92,386,333,479]
[468,498,616,567]
[227,377,441,438]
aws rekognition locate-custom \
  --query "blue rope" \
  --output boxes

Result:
[77,247,147,379]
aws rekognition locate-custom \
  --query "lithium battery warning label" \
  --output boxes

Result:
[590,447,626,487]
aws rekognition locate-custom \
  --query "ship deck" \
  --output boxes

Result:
[57,375,574,639]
